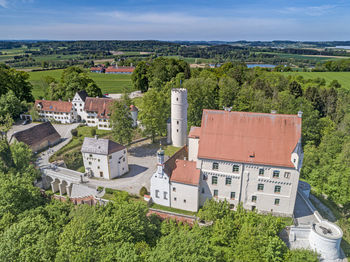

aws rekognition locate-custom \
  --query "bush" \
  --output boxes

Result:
[97,186,104,192]
[90,128,96,137]
[63,151,83,171]
[71,128,78,137]
[105,188,114,194]
[139,186,148,197]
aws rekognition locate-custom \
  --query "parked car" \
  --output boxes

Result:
[22,120,30,125]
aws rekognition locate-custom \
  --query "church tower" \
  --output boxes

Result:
[171,88,188,147]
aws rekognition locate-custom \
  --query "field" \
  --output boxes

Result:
[263,52,345,62]
[28,69,134,98]
[281,72,350,90]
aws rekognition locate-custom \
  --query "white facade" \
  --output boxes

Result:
[72,92,86,122]
[170,182,199,212]
[81,137,128,180]
[37,105,76,124]
[197,158,300,216]
[171,88,188,147]
[150,149,170,207]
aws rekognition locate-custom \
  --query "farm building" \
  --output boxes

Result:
[10,122,61,153]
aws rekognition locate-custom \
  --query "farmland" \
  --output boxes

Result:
[28,69,134,98]
[281,72,350,90]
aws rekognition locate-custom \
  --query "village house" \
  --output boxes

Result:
[150,109,303,216]
[90,66,105,73]
[105,66,135,74]
[35,100,76,124]
[83,97,113,130]
[10,122,61,152]
[81,136,128,179]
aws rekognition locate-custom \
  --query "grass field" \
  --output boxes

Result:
[281,72,350,90]
[28,69,134,98]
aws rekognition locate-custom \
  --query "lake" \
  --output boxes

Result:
[246,64,276,68]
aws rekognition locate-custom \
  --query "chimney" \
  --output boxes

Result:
[271,110,277,114]
[298,111,303,118]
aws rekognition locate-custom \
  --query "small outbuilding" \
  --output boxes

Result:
[10,122,61,152]
[81,136,128,179]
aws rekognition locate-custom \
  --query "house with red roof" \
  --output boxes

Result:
[150,109,303,215]
[105,66,135,74]
[35,100,76,124]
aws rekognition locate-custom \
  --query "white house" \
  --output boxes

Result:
[81,136,128,180]
[83,97,113,130]
[150,109,303,215]
[72,90,88,122]
[35,100,76,124]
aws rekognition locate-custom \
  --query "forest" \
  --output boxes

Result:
[2,40,350,68]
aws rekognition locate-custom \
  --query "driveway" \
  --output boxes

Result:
[85,142,158,195]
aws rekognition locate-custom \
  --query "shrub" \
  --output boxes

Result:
[139,186,148,197]
[90,128,96,137]
[97,186,104,192]
[105,188,114,194]
[71,128,78,137]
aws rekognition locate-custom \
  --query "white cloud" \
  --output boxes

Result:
[0,0,8,8]
[280,5,337,16]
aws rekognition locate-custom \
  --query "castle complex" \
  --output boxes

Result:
[150,88,303,216]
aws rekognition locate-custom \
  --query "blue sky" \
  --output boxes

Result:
[0,0,349,41]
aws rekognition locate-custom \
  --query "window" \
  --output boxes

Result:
[173,187,176,192]
[88,161,92,165]
[259,168,264,176]
[97,166,100,169]
[99,172,103,177]
[257,184,264,191]
[273,170,280,178]
[176,129,179,133]
[176,97,178,101]
[252,195,257,202]
[274,199,280,205]
[155,190,159,198]
[230,192,236,199]
[177,120,179,124]
[214,189,218,197]
[174,197,177,201]
[233,165,239,173]
[163,192,168,200]
[284,172,291,179]
[201,188,205,194]
[98,159,100,162]
[212,176,218,185]
[184,199,186,203]
[203,174,208,181]
[109,156,112,159]
[274,186,281,193]
[225,177,232,185]
[123,157,125,162]
[212,162,219,170]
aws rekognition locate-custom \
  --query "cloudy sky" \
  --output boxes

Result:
[0,0,349,41]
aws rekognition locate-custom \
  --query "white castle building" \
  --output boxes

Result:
[81,136,128,180]
[150,108,303,216]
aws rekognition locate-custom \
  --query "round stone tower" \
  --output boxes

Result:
[171,88,188,147]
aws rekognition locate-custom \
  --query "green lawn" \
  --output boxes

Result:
[28,69,134,99]
[150,203,197,216]
[281,72,350,90]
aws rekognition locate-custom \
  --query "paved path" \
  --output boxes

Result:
[293,192,319,225]
[35,123,80,168]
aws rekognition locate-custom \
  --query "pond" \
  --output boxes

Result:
[246,64,276,68]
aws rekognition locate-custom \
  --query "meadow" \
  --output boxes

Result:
[281,72,350,90]
[28,69,134,98]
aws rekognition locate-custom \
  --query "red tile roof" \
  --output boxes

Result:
[90,67,104,71]
[84,97,114,119]
[188,126,201,139]
[198,110,302,168]
[105,66,135,73]
[170,160,200,186]
[35,100,73,113]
